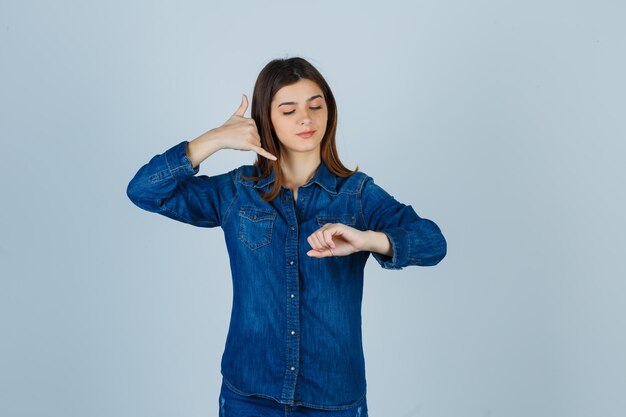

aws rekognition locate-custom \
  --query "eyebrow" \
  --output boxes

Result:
[277,94,324,108]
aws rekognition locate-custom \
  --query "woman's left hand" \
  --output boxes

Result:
[306,223,369,258]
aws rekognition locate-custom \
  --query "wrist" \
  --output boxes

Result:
[195,128,226,151]
[362,230,393,257]
[187,130,224,168]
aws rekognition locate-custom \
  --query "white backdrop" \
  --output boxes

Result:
[1,1,625,416]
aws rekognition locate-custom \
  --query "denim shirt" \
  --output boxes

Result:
[126,140,447,410]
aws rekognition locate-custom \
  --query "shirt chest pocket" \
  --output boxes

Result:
[238,207,277,250]
[316,214,356,227]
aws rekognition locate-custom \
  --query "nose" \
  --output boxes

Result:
[299,113,312,126]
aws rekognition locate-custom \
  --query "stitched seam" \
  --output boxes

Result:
[391,227,407,267]
[357,174,368,230]
[316,214,356,227]
[221,170,240,226]
[238,209,275,250]
[222,376,281,402]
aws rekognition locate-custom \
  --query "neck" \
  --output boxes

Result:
[279,151,321,188]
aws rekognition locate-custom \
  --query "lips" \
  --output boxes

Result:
[297,130,315,138]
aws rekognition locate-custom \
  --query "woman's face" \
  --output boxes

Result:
[270,78,328,156]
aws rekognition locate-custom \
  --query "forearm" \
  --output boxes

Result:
[186,129,225,169]
[127,140,198,211]
[362,230,393,257]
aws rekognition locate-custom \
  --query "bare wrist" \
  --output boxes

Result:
[199,128,225,148]
[363,230,393,257]
[187,129,224,169]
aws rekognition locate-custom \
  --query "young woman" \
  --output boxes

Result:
[127,57,447,416]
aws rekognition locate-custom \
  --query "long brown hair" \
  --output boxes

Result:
[242,57,359,202]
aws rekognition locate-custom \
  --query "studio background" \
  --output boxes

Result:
[1,1,624,416]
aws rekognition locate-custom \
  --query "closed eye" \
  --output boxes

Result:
[283,106,323,116]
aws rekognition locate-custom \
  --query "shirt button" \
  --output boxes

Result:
[290,226,295,231]
[290,294,295,298]
[290,366,296,371]
[291,330,295,335]
[290,260,294,265]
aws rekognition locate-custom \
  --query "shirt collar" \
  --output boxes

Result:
[253,160,337,194]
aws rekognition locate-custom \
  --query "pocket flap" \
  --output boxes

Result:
[239,207,277,222]
[316,214,356,227]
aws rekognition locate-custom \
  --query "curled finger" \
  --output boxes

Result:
[322,228,336,249]
[310,231,327,251]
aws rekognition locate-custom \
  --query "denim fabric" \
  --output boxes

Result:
[219,376,368,416]
[127,140,447,410]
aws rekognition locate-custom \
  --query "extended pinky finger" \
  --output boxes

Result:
[252,145,277,160]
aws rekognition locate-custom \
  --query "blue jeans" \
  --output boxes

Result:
[218,378,369,417]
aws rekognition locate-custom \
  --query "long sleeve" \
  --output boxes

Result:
[126,140,238,228]
[359,175,447,269]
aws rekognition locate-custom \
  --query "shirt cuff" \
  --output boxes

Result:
[371,228,409,270]
[164,140,200,181]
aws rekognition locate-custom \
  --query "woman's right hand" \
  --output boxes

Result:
[186,94,277,168]
[211,94,277,161]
